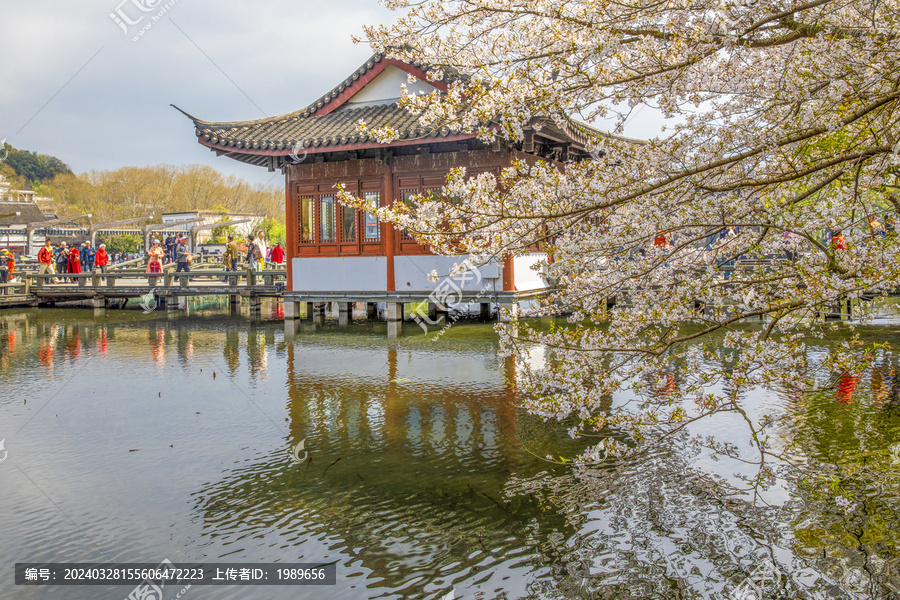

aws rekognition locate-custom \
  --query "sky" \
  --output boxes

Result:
[0,0,665,190]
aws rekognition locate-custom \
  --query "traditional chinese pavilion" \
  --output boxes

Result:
[175,54,618,320]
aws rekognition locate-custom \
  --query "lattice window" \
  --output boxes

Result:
[399,189,418,241]
[341,203,356,242]
[299,196,315,244]
[320,195,335,243]
[363,191,380,242]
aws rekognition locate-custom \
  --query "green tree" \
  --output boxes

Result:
[99,234,141,254]
[2,142,72,184]
[209,221,236,244]
[259,217,286,245]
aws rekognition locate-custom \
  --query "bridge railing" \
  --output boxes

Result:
[0,280,30,295]
[107,256,146,271]
[25,268,287,290]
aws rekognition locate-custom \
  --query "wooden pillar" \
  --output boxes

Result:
[285,170,297,292]
[366,302,377,319]
[502,255,515,292]
[384,159,395,292]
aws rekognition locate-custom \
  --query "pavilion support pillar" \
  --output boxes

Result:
[387,320,402,339]
[366,302,378,319]
[229,294,240,315]
[338,302,351,326]
[479,302,491,321]
[284,299,301,320]
[386,302,404,322]
[427,303,438,321]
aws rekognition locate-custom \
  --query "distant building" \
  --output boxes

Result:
[0,204,52,255]
[0,175,63,254]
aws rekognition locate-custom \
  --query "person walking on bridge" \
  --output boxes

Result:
[255,231,268,271]
[55,242,69,282]
[175,238,191,275]
[147,240,164,273]
[165,234,176,264]
[95,244,109,274]
[38,239,56,280]
[246,235,261,272]
[271,242,284,266]
[221,235,238,282]
[68,244,82,276]
[84,241,96,271]
[0,249,12,294]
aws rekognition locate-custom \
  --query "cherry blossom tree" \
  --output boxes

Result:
[346,0,900,470]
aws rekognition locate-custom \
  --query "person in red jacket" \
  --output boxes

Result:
[68,245,81,275]
[95,244,109,273]
[38,239,55,274]
[271,242,285,265]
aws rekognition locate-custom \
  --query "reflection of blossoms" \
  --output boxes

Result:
[891,442,900,466]
[835,495,854,513]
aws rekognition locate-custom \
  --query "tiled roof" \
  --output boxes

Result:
[0,201,50,226]
[296,54,459,120]
[173,53,643,161]
[559,116,646,148]
[184,103,460,152]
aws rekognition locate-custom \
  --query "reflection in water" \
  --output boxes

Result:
[0,308,584,600]
[509,334,900,599]
[193,333,577,598]
[0,308,899,599]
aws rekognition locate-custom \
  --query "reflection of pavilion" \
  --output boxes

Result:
[192,332,576,597]
[284,335,521,458]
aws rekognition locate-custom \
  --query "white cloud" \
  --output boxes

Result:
[0,0,394,186]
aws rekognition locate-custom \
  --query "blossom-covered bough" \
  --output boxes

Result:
[343,0,900,482]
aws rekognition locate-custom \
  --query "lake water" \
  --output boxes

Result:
[1,301,899,599]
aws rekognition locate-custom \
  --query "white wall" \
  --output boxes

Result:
[343,65,439,108]
[292,256,387,291]
[513,253,549,291]
[290,253,549,293]
[393,255,501,292]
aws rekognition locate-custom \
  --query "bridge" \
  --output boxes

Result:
[0,255,286,312]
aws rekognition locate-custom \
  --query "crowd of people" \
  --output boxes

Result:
[0,227,278,293]
[32,240,114,283]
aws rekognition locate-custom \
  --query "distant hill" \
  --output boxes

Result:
[1,142,73,184]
